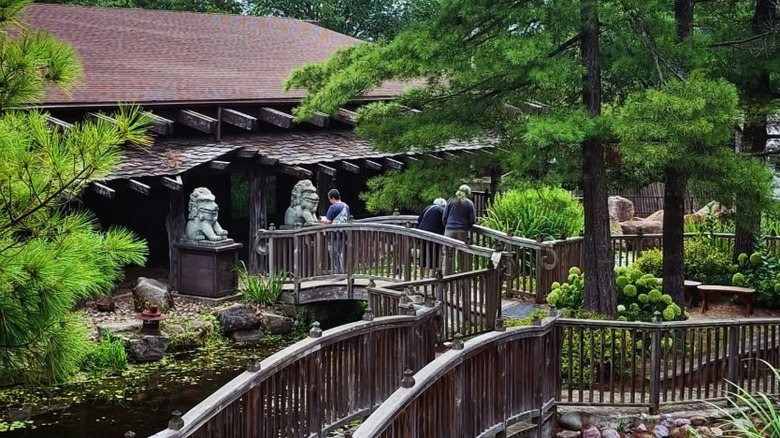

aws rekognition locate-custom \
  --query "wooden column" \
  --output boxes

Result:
[317,170,336,217]
[165,188,186,291]
[248,168,268,272]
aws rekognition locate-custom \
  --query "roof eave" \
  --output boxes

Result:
[31,95,397,110]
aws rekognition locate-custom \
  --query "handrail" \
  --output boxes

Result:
[148,304,441,438]
[354,316,559,438]
[557,316,780,330]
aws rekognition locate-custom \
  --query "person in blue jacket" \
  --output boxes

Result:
[442,184,476,244]
[321,189,350,275]
[418,198,446,276]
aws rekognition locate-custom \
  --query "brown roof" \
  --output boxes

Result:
[23,4,407,106]
[106,130,487,180]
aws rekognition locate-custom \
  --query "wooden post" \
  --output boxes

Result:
[726,325,740,398]
[248,169,267,272]
[346,229,354,298]
[316,170,335,217]
[649,314,662,415]
[165,188,185,291]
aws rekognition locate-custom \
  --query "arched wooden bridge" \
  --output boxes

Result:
[146,219,780,438]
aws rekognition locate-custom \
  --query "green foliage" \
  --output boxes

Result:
[613,267,681,322]
[714,361,780,438]
[81,332,128,377]
[247,0,439,40]
[236,261,284,306]
[480,186,583,240]
[0,1,152,385]
[503,309,549,327]
[732,249,780,308]
[634,238,733,286]
[231,173,249,218]
[546,267,584,314]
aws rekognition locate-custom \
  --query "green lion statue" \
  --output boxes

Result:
[185,187,229,242]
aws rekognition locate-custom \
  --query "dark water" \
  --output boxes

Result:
[0,337,298,438]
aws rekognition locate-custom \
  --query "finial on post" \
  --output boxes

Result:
[532,314,541,326]
[652,311,662,324]
[125,432,136,438]
[495,317,506,331]
[452,333,464,350]
[169,410,184,430]
[363,306,374,321]
[401,369,416,388]
[393,208,400,216]
[309,321,323,338]
[269,223,277,231]
[368,278,376,288]
[247,355,261,372]
[549,304,558,317]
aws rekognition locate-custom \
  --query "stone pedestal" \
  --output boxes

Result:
[174,241,243,298]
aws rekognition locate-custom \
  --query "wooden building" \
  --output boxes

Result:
[24,4,491,286]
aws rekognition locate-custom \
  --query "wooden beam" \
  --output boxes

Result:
[160,175,183,191]
[90,182,115,199]
[403,155,421,164]
[385,157,404,170]
[127,178,151,195]
[317,163,337,177]
[334,108,357,125]
[478,148,494,155]
[258,107,294,129]
[400,105,422,115]
[340,161,361,173]
[505,101,550,116]
[209,160,230,170]
[459,150,477,156]
[178,109,217,133]
[145,112,175,136]
[363,159,383,171]
[88,112,117,125]
[276,165,313,179]
[307,111,330,128]
[442,151,458,160]
[258,155,280,166]
[427,154,444,163]
[236,148,258,158]
[47,116,73,132]
[222,108,258,131]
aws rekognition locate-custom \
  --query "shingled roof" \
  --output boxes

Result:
[23,4,406,106]
[106,130,488,180]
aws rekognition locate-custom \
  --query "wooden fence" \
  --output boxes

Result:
[558,317,780,413]
[353,314,560,438]
[148,304,441,438]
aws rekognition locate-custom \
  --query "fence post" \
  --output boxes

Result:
[346,228,354,298]
[649,311,662,415]
[268,231,276,279]
[293,231,300,295]
[725,325,740,398]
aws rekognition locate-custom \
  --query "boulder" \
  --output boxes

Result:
[214,304,260,334]
[557,431,580,438]
[601,429,619,438]
[581,425,600,438]
[230,329,264,344]
[689,417,707,427]
[260,311,295,335]
[673,419,691,427]
[133,277,174,313]
[620,220,663,235]
[653,424,670,438]
[608,196,635,222]
[684,212,705,225]
[646,210,664,222]
[610,215,623,236]
[710,427,723,437]
[96,321,142,339]
[559,412,583,431]
[116,333,170,362]
[96,297,116,313]
[698,427,713,437]
[635,424,647,433]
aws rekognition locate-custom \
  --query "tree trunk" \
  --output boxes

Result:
[580,0,616,318]
[663,167,687,308]
[734,0,775,260]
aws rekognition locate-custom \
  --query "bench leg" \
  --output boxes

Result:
[700,290,709,313]
[747,295,753,316]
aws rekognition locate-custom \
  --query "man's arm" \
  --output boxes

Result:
[321,204,338,224]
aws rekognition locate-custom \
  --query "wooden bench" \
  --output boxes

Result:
[698,285,755,316]
[654,278,702,308]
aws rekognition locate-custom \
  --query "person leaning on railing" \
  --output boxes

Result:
[418,198,447,277]
[443,184,476,244]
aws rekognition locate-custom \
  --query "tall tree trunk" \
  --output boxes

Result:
[662,0,694,312]
[734,0,776,260]
[580,0,616,317]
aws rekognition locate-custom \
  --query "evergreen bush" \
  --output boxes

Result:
[732,249,780,308]
[634,238,733,286]
[481,187,583,241]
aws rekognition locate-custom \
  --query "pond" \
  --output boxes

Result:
[0,335,300,438]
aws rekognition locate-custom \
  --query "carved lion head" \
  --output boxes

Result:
[188,187,219,220]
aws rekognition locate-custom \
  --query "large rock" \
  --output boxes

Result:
[601,429,619,438]
[214,304,260,334]
[97,321,142,339]
[133,277,174,313]
[581,425,600,438]
[608,196,635,222]
[654,424,670,438]
[116,333,170,362]
[620,220,663,235]
[646,210,664,222]
[559,412,583,431]
[260,311,295,335]
[231,329,264,344]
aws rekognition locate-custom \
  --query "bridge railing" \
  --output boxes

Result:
[368,260,508,341]
[353,314,560,438]
[357,215,560,303]
[558,317,780,413]
[253,222,499,301]
[148,304,441,438]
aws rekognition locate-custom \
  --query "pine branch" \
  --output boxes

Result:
[707,30,776,47]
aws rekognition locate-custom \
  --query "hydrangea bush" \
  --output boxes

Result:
[732,249,780,308]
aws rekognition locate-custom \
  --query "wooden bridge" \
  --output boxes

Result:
[143,219,780,438]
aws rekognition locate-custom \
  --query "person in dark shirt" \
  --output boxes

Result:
[417,198,446,276]
[442,184,476,244]
[321,189,350,275]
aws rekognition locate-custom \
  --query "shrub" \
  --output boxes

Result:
[504,309,550,327]
[481,186,583,241]
[81,332,128,377]
[614,267,682,322]
[715,361,780,438]
[732,249,780,308]
[634,238,732,285]
[546,267,584,314]
[236,261,284,306]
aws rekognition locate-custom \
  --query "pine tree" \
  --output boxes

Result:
[0,0,151,384]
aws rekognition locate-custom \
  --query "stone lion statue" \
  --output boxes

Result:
[185,187,229,242]
[284,180,319,228]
